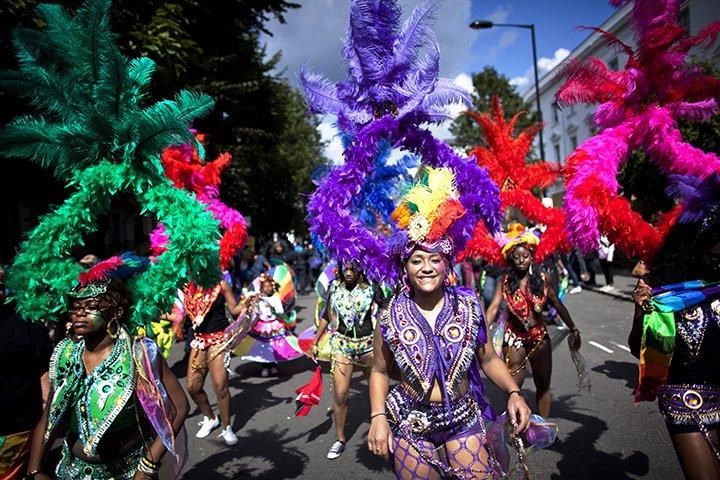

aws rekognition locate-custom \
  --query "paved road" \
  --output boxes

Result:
[173,283,683,479]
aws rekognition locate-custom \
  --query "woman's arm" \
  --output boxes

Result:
[484,275,504,326]
[221,280,246,317]
[368,319,394,459]
[546,285,581,351]
[477,337,531,434]
[143,355,190,465]
[25,387,53,479]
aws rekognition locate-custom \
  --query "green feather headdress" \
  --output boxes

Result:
[0,0,221,330]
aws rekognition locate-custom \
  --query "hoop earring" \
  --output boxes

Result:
[107,318,120,339]
[402,273,412,293]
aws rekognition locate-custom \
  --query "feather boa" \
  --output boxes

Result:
[307,115,501,283]
[151,139,247,270]
[559,0,720,260]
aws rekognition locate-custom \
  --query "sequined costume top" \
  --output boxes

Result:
[328,280,376,338]
[669,298,720,385]
[46,328,186,476]
[380,287,488,401]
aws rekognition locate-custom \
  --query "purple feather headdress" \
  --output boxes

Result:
[299,0,471,135]
[668,173,720,224]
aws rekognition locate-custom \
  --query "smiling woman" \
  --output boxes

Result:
[366,168,534,480]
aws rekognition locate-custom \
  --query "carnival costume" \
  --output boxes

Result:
[0,0,223,325]
[150,135,249,358]
[234,272,304,364]
[48,254,187,479]
[327,278,377,368]
[634,174,720,458]
[458,98,568,266]
[558,0,720,261]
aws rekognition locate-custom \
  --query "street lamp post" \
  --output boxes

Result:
[469,20,546,161]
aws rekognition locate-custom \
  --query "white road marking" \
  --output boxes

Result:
[611,341,631,353]
[588,341,614,353]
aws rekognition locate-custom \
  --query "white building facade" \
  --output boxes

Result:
[524,0,720,204]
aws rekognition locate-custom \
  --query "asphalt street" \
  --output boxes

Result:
[174,281,683,480]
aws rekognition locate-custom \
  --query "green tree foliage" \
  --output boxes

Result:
[1,0,326,237]
[449,66,539,154]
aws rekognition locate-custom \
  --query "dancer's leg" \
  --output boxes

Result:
[186,348,214,419]
[670,429,720,480]
[392,437,442,480]
[207,345,231,427]
[504,345,528,386]
[444,429,491,479]
[332,354,353,442]
[528,337,552,417]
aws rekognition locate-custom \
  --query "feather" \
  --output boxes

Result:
[128,57,156,96]
[299,65,344,115]
[576,26,635,61]
[390,1,439,79]
[420,78,471,111]
[556,57,625,106]
[673,99,718,122]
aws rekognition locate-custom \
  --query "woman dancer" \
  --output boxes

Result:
[235,273,304,375]
[25,254,188,479]
[486,226,581,417]
[185,279,245,445]
[368,169,532,480]
[311,262,381,459]
[629,174,720,479]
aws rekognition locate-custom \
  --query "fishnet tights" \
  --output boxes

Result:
[392,430,495,479]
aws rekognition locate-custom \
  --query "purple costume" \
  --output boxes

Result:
[380,287,503,479]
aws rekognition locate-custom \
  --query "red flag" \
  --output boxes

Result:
[294,366,323,417]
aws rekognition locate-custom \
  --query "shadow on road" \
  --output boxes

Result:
[548,394,649,479]
[591,360,637,390]
[183,426,310,479]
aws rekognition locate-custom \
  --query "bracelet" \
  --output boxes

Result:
[508,390,524,399]
[136,458,159,476]
[141,456,160,470]
[25,471,42,480]
[370,411,387,420]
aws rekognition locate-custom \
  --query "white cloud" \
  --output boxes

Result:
[318,117,344,164]
[487,4,512,24]
[510,47,571,91]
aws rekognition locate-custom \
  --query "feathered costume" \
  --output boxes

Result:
[0,0,224,474]
[149,134,249,356]
[233,268,304,364]
[302,0,502,283]
[0,0,221,328]
[458,98,568,266]
[558,0,720,261]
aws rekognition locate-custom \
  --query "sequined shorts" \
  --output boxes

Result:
[56,442,143,479]
[386,384,482,446]
[658,383,720,434]
[504,321,548,351]
[330,333,374,363]
[191,330,225,350]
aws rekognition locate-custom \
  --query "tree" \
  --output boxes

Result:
[449,66,539,154]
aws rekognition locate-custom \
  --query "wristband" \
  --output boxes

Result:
[508,390,523,399]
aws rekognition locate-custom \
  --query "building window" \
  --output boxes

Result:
[554,144,562,163]
[570,135,578,150]
[552,102,559,123]
[608,57,619,70]
[678,3,690,34]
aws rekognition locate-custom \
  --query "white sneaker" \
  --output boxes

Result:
[569,286,582,294]
[600,285,615,293]
[218,426,238,446]
[327,440,346,459]
[196,415,220,438]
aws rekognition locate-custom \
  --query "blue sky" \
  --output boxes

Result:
[261,0,616,160]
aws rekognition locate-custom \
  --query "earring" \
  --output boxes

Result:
[402,273,412,293]
[107,318,119,339]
